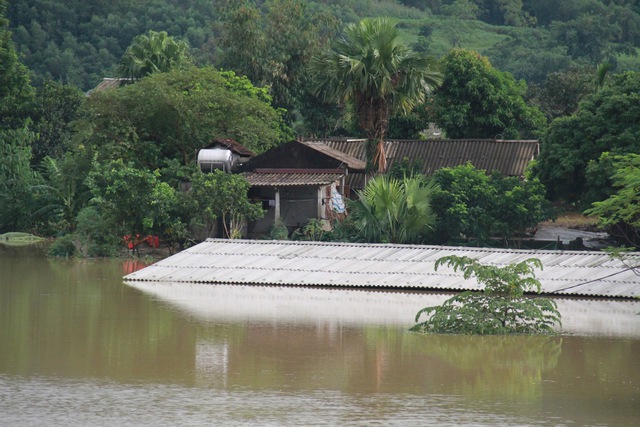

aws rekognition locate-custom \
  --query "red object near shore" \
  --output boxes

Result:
[124,235,160,250]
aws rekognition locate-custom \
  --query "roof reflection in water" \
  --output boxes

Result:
[124,282,640,338]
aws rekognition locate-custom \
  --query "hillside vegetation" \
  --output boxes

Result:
[8,0,640,91]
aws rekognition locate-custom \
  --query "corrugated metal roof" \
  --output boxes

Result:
[243,171,344,186]
[311,138,539,178]
[299,141,366,170]
[385,139,539,177]
[125,240,640,298]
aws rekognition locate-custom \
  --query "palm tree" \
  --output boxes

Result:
[348,174,438,244]
[310,17,442,173]
[118,30,192,80]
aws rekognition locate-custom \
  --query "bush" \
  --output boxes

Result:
[431,164,553,245]
[48,234,77,257]
[410,256,561,335]
[269,218,289,240]
[75,206,120,257]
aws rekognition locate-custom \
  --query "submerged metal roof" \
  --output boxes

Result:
[124,240,640,298]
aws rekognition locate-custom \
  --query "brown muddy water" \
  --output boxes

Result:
[1,244,639,426]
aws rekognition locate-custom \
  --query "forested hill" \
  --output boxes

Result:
[8,0,640,92]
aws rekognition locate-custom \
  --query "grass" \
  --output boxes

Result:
[540,211,601,230]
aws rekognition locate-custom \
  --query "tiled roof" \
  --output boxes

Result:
[204,138,255,157]
[299,141,366,170]
[243,170,344,186]
[124,239,640,299]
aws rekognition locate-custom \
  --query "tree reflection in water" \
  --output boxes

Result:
[408,334,563,402]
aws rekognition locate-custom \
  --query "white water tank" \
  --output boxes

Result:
[198,148,236,172]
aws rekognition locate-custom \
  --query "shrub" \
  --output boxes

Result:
[48,234,76,257]
[410,256,561,335]
[269,218,289,240]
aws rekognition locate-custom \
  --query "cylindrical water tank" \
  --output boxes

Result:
[197,148,235,172]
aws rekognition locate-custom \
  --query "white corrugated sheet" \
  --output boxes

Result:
[124,239,640,298]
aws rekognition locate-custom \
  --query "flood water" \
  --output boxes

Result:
[1,244,640,426]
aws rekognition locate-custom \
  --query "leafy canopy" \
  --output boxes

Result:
[118,30,192,80]
[584,153,640,248]
[79,67,289,169]
[535,71,640,203]
[310,17,441,171]
[0,0,34,129]
[411,255,561,335]
[431,163,553,245]
[428,48,545,139]
[187,170,264,239]
[347,174,438,244]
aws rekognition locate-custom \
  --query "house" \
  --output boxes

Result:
[305,137,540,190]
[239,140,366,236]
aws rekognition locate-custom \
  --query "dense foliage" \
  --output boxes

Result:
[1,0,33,129]
[118,30,192,80]
[535,71,640,205]
[345,174,438,244]
[187,170,264,239]
[431,164,553,245]
[584,154,640,248]
[9,0,640,95]
[311,17,442,171]
[428,49,545,139]
[78,67,289,170]
[411,255,561,335]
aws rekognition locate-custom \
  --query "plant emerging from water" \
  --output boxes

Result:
[410,256,561,335]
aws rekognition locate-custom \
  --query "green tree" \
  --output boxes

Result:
[535,71,640,203]
[584,153,640,248]
[347,174,438,244]
[187,170,263,239]
[30,80,84,165]
[428,49,545,139]
[411,255,561,335]
[310,17,442,173]
[487,29,572,84]
[218,2,265,89]
[219,0,339,127]
[30,154,91,234]
[79,67,288,169]
[0,127,38,233]
[0,0,34,129]
[526,66,593,121]
[440,0,480,20]
[550,12,618,63]
[118,30,192,80]
[87,160,189,250]
[73,206,120,257]
[431,163,552,245]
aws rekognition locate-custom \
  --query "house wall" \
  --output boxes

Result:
[248,186,324,237]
